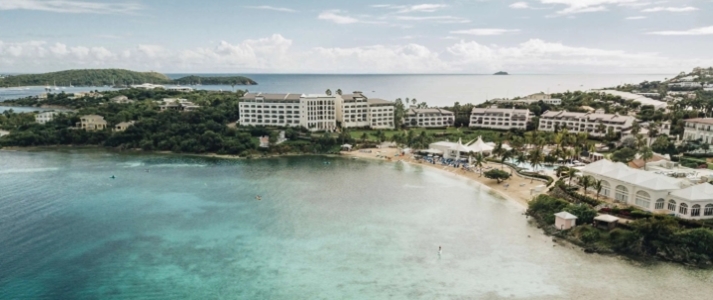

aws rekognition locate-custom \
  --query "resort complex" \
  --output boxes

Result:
[538,110,636,136]
[238,91,395,131]
[581,159,713,219]
[403,108,455,128]
[469,107,531,130]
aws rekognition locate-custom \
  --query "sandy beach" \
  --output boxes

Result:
[342,147,552,207]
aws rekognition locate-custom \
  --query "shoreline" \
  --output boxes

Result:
[339,148,548,208]
[1,145,541,208]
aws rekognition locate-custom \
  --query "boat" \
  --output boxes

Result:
[255,195,262,200]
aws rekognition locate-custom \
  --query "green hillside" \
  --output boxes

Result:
[0,69,171,87]
[173,75,256,85]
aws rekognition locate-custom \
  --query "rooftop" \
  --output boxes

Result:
[554,212,578,220]
[685,118,713,125]
[471,107,530,114]
[581,159,683,191]
[242,93,303,101]
[407,108,454,115]
[670,184,713,202]
[367,98,393,105]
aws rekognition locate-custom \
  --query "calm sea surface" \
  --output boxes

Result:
[1,74,669,106]
[1,150,712,299]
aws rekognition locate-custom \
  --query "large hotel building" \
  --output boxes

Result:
[238,91,394,131]
[538,110,635,136]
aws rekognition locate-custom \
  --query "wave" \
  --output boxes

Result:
[146,164,207,168]
[0,167,60,174]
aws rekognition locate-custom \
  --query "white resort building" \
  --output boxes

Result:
[239,92,394,131]
[338,92,395,129]
[114,121,135,132]
[300,94,338,132]
[469,107,531,130]
[581,159,713,220]
[239,93,303,128]
[35,111,61,124]
[683,118,713,143]
[404,108,454,128]
[538,110,636,136]
[339,92,369,128]
[366,98,395,129]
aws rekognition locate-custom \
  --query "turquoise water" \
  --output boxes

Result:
[1,150,712,299]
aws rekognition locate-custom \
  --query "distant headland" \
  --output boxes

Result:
[493,71,509,75]
[0,69,257,88]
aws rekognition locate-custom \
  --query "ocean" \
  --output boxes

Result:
[1,74,669,107]
[1,149,712,299]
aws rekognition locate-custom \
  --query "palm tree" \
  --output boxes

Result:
[411,98,417,106]
[515,152,527,167]
[567,168,579,186]
[326,89,332,96]
[594,179,603,200]
[501,150,513,171]
[580,175,593,195]
[528,149,544,183]
[640,146,654,168]
[336,89,342,95]
[360,132,368,142]
[474,153,485,177]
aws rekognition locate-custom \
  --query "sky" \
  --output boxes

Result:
[0,0,712,74]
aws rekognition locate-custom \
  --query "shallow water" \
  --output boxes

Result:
[0,150,711,299]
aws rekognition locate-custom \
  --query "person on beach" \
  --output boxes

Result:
[438,246,442,256]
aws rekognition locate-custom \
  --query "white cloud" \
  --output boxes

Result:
[647,26,713,36]
[0,0,142,14]
[1,35,711,73]
[395,15,470,23]
[401,4,448,13]
[244,5,297,13]
[509,2,530,9]
[642,6,698,13]
[625,16,646,20]
[451,28,521,36]
[313,44,451,73]
[318,10,362,24]
[539,0,642,15]
[371,3,448,13]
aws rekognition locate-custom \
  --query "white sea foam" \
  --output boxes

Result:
[0,167,60,174]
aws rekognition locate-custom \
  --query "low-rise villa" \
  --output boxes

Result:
[35,111,61,124]
[110,96,135,104]
[114,121,136,132]
[581,159,713,220]
[158,98,200,112]
[683,118,713,143]
[76,115,107,131]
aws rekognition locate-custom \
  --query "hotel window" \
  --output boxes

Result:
[705,204,713,216]
[655,198,665,210]
[635,191,650,209]
[668,200,677,212]
[679,203,688,215]
[691,204,701,217]
[615,185,628,202]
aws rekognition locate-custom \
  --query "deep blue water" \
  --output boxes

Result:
[1,150,712,299]
[1,74,668,106]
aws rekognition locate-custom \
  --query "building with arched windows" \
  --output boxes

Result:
[581,159,713,220]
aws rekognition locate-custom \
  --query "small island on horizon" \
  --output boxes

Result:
[493,71,509,75]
